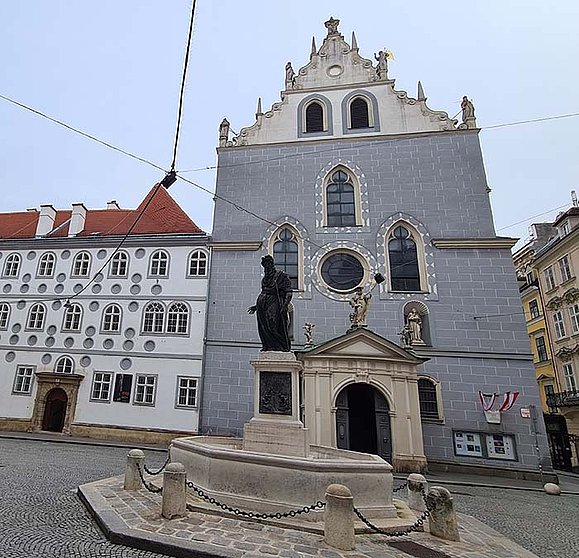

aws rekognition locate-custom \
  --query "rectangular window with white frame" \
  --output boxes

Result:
[134,374,157,405]
[544,266,556,290]
[563,363,577,392]
[91,372,112,402]
[13,365,35,395]
[535,336,548,362]
[569,304,579,334]
[176,376,198,408]
[528,299,540,320]
[559,255,572,282]
[553,310,566,339]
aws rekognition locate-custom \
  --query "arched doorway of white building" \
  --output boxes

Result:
[335,383,392,462]
[42,388,67,432]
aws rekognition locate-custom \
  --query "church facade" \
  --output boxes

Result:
[201,19,551,473]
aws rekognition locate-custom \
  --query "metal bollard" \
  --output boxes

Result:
[124,449,145,491]
[162,462,187,519]
[407,473,428,512]
[426,486,460,542]
[324,484,355,551]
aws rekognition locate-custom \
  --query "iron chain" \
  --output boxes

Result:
[136,463,163,494]
[392,482,408,493]
[143,454,170,476]
[185,480,325,520]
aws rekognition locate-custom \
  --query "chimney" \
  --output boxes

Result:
[68,203,87,236]
[107,200,121,210]
[36,205,57,237]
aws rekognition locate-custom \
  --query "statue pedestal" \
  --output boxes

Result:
[243,351,309,457]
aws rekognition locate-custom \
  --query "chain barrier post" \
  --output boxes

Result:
[425,486,460,542]
[324,484,356,551]
[124,449,145,491]
[407,473,428,512]
[162,462,187,519]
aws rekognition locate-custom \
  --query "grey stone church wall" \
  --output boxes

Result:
[201,131,550,470]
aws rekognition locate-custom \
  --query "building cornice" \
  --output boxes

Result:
[210,241,262,251]
[431,237,518,250]
[534,228,579,267]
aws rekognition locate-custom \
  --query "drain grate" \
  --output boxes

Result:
[388,541,452,558]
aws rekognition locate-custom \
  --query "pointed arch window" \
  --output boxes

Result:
[102,304,122,332]
[305,101,324,133]
[37,253,56,277]
[27,303,46,330]
[143,302,165,333]
[167,302,189,334]
[149,250,169,277]
[110,251,129,277]
[3,253,21,277]
[63,303,83,331]
[72,252,91,277]
[350,97,369,129]
[273,228,300,290]
[326,170,357,227]
[55,356,74,374]
[0,303,10,329]
[388,225,421,292]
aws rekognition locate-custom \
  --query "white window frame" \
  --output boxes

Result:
[569,304,579,334]
[188,250,208,277]
[175,376,198,408]
[386,221,428,293]
[90,371,113,402]
[54,356,74,374]
[63,303,83,332]
[0,302,11,330]
[553,310,566,339]
[417,376,443,422]
[166,302,189,334]
[559,255,572,282]
[13,365,35,395]
[134,374,157,406]
[37,252,56,277]
[347,95,374,129]
[27,303,46,330]
[322,166,362,228]
[109,251,129,277]
[563,363,577,392]
[528,299,540,320]
[143,302,165,333]
[72,252,91,277]
[3,253,21,277]
[149,250,169,277]
[101,304,122,333]
[544,266,556,290]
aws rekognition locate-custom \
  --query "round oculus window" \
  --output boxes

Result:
[320,252,364,291]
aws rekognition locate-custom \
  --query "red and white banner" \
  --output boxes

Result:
[498,391,520,412]
[478,390,519,412]
[478,391,497,412]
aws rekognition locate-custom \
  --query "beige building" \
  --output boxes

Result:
[533,206,579,469]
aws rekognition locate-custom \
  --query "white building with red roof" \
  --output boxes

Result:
[0,185,209,443]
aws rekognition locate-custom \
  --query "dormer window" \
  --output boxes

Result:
[560,221,570,237]
[350,97,369,129]
[305,102,324,133]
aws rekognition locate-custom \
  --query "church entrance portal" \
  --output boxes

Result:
[336,384,392,462]
[42,388,68,432]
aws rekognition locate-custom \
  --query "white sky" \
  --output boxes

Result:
[1,1,578,248]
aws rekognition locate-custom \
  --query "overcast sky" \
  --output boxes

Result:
[1,1,578,248]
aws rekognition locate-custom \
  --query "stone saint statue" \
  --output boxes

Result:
[248,255,293,352]
[406,308,424,344]
[285,62,295,90]
[399,325,412,348]
[324,17,340,36]
[349,286,372,329]
[374,50,389,79]
[303,322,315,345]
[461,96,476,127]
[219,118,230,147]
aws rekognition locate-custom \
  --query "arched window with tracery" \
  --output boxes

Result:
[350,97,369,129]
[55,356,74,374]
[388,225,421,291]
[167,302,189,334]
[27,303,46,330]
[305,101,324,133]
[326,170,357,227]
[273,228,300,290]
[143,302,165,333]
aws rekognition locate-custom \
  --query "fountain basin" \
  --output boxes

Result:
[170,436,397,520]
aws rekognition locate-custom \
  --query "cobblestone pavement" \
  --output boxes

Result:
[1,438,578,557]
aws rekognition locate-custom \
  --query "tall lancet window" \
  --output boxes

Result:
[326,170,356,227]
[350,97,369,129]
[388,225,421,291]
[305,101,324,133]
[273,228,299,290]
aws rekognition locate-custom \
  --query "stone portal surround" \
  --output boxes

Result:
[79,475,540,558]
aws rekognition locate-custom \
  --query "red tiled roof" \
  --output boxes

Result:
[0,185,204,239]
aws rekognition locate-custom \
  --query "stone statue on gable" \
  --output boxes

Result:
[461,96,476,128]
[285,62,295,90]
[374,50,389,79]
[324,17,340,36]
[219,118,230,147]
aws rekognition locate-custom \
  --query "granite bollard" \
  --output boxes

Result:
[162,462,187,520]
[426,486,460,541]
[123,449,145,491]
[324,484,355,551]
[407,473,428,512]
